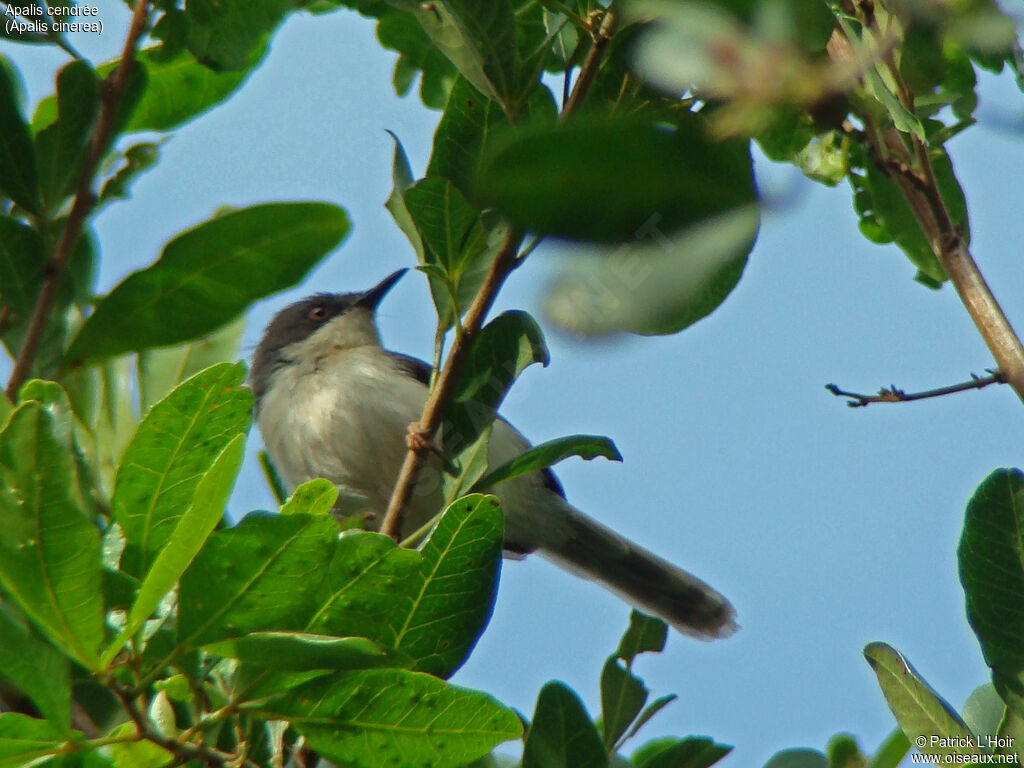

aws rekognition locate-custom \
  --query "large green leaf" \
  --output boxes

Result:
[0,713,67,768]
[633,736,732,768]
[0,403,104,669]
[253,668,522,768]
[105,434,246,667]
[376,10,460,108]
[600,657,647,751]
[112,362,252,578]
[310,494,503,677]
[544,205,758,336]
[34,61,98,213]
[0,215,44,324]
[0,57,40,213]
[863,642,980,760]
[443,311,548,496]
[66,202,350,364]
[475,115,757,242]
[959,469,1024,713]
[522,681,607,768]
[186,0,294,71]
[177,512,338,649]
[476,434,621,492]
[206,631,397,671]
[0,608,70,732]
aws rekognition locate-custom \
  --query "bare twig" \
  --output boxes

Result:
[826,371,1006,408]
[4,0,151,400]
[379,5,621,540]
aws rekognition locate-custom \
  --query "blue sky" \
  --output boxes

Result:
[4,5,1024,765]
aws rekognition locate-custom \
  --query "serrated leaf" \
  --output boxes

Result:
[545,205,757,336]
[0,607,70,732]
[0,58,40,213]
[0,403,103,669]
[205,631,396,670]
[177,512,338,649]
[522,681,607,768]
[104,434,246,667]
[476,115,757,243]
[600,657,647,751]
[863,642,980,759]
[34,60,98,213]
[112,362,252,578]
[476,434,621,491]
[66,202,350,365]
[253,667,522,768]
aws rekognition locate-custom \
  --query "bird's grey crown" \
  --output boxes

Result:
[250,292,360,402]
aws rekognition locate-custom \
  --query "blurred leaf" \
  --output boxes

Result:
[0,713,66,767]
[136,315,246,414]
[633,736,732,768]
[959,469,1024,712]
[617,611,668,664]
[826,733,866,768]
[376,11,459,108]
[544,205,758,336]
[476,434,621,491]
[0,403,103,669]
[178,512,338,649]
[113,362,252,578]
[601,657,647,751]
[34,61,98,214]
[863,642,980,759]
[105,435,246,667]
[763,749,829,768]
[98,142,161,208]
[0,608,70,732]
[280,478,339,516]
[0,215,44,324]
[866,730,910,768]
[444,312,548,496]
[66,202,350,365]
[0,57,40,213]
[186,0,294,71]
[621,695,677,746]
[522,681,607,768]
[476,115,757,242]
[107,722,172,768]
[385,131,426,261]
[206,632,397,670]
[253,668,522,768]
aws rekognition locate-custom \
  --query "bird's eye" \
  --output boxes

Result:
[309,306,328,321]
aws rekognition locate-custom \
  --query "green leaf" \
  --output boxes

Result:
[112,362,253,578]
[66,202,350,364]
[444,312,548,495]
[97,142,161,207]
[0,215,44,324]
[621,695,678,746]
[254,667,522,768]
[633,736,732,768]
[205,631,397,670]
[280,478,339,516]
[763,749,829,768]
[0,402,103,669]
[0,713,66,767]
[475,115,757,242]
[107,722,172,768]
[600,657,647,751]
[309,495,504,677]
[376,11,460,109]
[616,611,668,665]
[186,0,294,71]
[105,435,246,667]
[866,729,910,768]
[384,131,426,262]
[522,681,607,768]
[959,469,1024,705]
[863,642,980,759]
[0,58,40,213]
[177,512,338,649]
[0,607,71,732]
[826,733,865,768]
[34,61,98,214]
[544,204,758,336]
[476,434,621,491]
[136,315,247,414]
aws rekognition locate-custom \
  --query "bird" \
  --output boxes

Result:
[249,269,737,639]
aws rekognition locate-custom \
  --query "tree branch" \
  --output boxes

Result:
[826,370,1006,408]
[379,5,621,540]
[4,0,150,401]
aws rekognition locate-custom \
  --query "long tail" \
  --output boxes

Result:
[537,506,737,640]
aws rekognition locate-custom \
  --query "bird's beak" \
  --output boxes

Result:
[357,268,407,309]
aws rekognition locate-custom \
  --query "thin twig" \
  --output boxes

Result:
[379,5,621,540]
[4,0,151,401]
[826,371,1006,408]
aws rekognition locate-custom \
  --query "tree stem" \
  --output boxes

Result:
[4,0,151,400]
